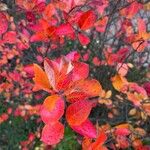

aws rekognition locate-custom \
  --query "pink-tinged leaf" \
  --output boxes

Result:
[116,48,129,62]
[56,23,74,36]
[120,2,143,19]
[114,128,131,136]
[36,55,43,63]
[138,18,146,33]
[3,31,17,44]
[23,64,34,78]
[66,51,80,61]
[44,59,56,90]
[129,83,147,97]
[116,63,128,77]
[96,3,108,15]
[66,99,94,126]
[0,12,8,35]
[17,40,29,50]
[71,119,97,138]
[41,122,64,145]
[40,96,64,124]
[16,0,45,13]
[9,71,21,82]
[74,0,86,5]
[72,61,89,81]
[93,57,101,66]
[132,41,147,52]
[78,10,96,30]
[78,33,90,45]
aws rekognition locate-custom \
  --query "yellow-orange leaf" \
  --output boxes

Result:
[33,64,51,92]
[127,93,141,106]
[43,95,61,111]
[111,74,128,92]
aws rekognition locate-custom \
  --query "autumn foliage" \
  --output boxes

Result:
[0,0,150,149]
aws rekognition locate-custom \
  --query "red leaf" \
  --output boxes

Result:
[3,31,17,44]
[78,10,96,30]
[66,92,88,103]
[23,64,34,78]
[56,23,74,36]
[143,82,150,97]
[66,99,94,126]
[114,128,131,136]
[66,51,80,61]
[71,119,97,138]
[0,12,8,35]
[41,122,64,145]
[78,33,90,45]
[40,96,64,124]
[72,61,89,81]
[93,57,101,66]
[95,17,108,33]
[91,131,107,149]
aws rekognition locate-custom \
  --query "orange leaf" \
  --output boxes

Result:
[143,104,150,116]
[71,79,101,96]
[91,131,107,150]
[65,79,102,102]
[127,92,141,106]
[82,137,92,150]
[115,123,130,129]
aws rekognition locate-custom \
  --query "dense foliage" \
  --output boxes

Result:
[0,0,150,149]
